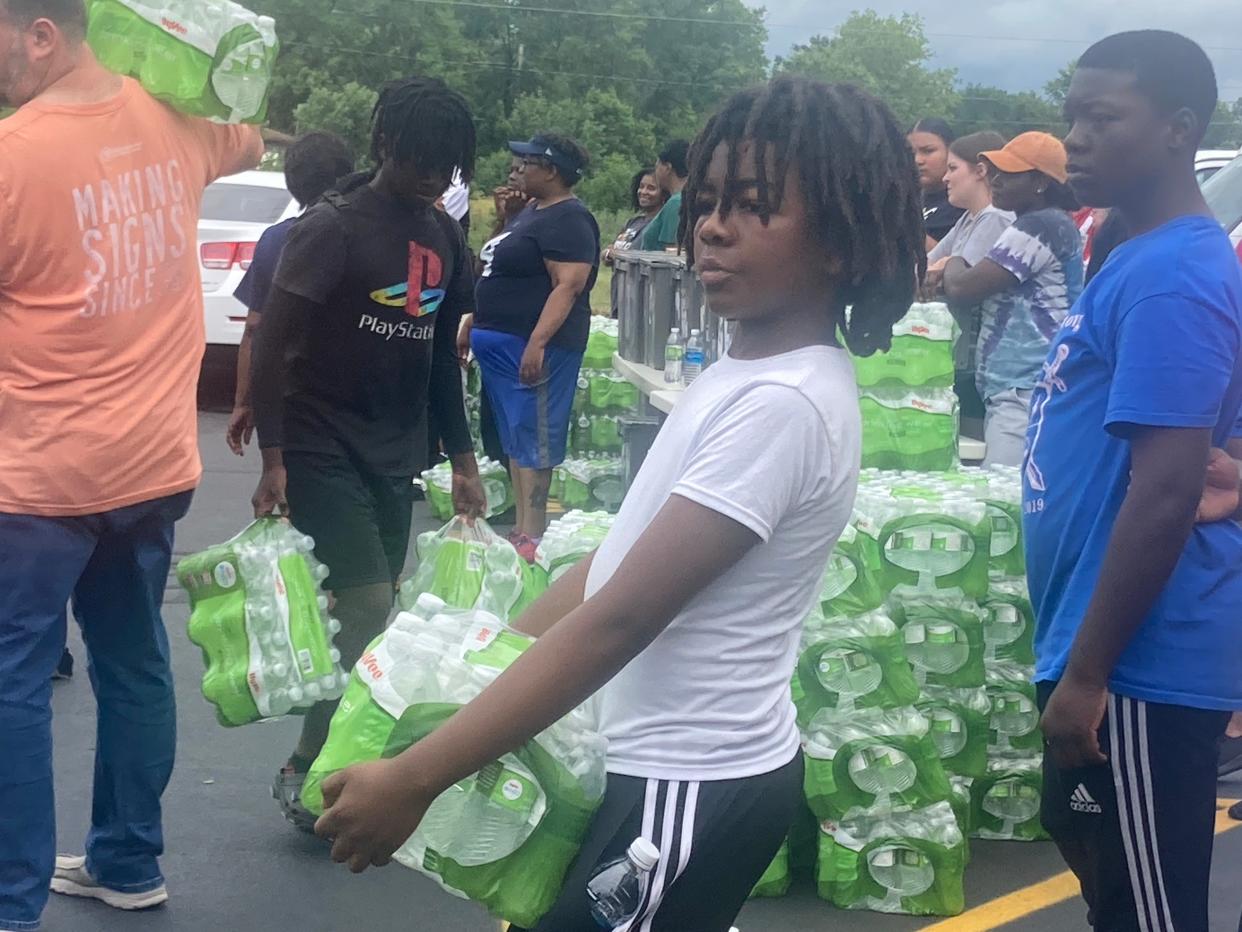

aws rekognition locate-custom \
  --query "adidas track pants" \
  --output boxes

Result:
[515,753,802,932]
[1038,683,1230,932]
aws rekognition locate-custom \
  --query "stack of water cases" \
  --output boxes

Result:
[852,302,960,471]
[561,319,636,511]
[177,519,349,726]
[785,466,1044,917]
[301,597,607,928]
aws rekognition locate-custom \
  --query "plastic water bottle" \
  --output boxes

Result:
[664,328,683,384]
[586,837,661,928]
[683,329,704,385]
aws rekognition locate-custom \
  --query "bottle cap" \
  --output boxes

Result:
[690,329,701,336]
[670,327,680,335]
[627,837,661,871]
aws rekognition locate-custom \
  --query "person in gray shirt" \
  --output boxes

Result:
[925,131,1015,425]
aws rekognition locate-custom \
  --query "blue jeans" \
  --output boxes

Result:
[0,491,191,930]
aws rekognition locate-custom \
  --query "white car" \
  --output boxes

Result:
[1196,149,1238,187]
[1203,154,1242,260]
[199,170,297,346]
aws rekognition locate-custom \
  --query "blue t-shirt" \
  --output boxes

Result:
[474,199,600,352]
[1022,215,1242,710]
[977,208,1084,400]
[234,216,296,313]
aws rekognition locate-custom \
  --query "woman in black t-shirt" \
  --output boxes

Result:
[909,117,966,248]
[470,132,601,557]
[603,167,664,316]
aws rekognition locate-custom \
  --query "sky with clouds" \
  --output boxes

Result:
[748,2,1242,104]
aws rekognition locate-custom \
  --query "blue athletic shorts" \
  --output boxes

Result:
[471,328,583,470]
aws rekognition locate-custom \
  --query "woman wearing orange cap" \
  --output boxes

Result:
[941,131,1084,466]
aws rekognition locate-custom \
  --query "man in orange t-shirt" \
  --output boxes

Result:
[0,1,261,928]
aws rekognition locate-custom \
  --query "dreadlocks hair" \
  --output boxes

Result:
[370,76,477,184]
[681,76,926,357]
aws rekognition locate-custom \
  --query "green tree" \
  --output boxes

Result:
[777,12,958,127]
[578,152,641,214]
[252,0,476,139]
[502,87,656,168]
[631,0,767,121]
[1043,62,1075,109]
[293,81,378,162]
[1203,100,1242,149]
[953,84,1063,139]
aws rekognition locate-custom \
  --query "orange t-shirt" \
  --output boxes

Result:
[0,78,262,516]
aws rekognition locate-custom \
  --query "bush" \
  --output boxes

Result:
[474,148,514,193]
[577,153,640,215]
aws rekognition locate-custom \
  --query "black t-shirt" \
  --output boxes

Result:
[474,199,600,351]
[922,188,966,244]
[267,178,474,475]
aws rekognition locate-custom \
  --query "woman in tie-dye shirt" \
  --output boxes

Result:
[941,132,1084,466]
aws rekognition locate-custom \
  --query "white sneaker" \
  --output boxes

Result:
[49,856,168,911]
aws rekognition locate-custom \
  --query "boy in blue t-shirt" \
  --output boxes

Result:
[1026,31,1242,931]
[226,132,354,455]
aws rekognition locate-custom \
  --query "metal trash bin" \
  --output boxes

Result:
[640,253,683,370]
[615,252,645,362]
[677,266,705,336]
[619,415,663,491]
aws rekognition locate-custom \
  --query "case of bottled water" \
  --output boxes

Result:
[816,801,967,916]
[396,517,541,621]
[302,599,607,927]
[177,519,348,727]
[86,0,278,123]
[802,706,953,822]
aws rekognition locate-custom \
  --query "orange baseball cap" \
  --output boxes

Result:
[980,132,1069,185]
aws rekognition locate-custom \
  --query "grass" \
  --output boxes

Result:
[469,197,622,315]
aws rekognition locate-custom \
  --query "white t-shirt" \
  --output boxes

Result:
[442,169,470,222]
[584,345,861,781]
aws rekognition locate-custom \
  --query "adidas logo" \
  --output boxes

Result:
[1070,783,1102,814]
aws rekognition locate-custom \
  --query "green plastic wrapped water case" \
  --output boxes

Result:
[303,600,607,927]
[397,518,528,620]
[816,802,967,916]
[889,593,987,689]
[915,686,992,779]
[535,511,616,583]
[802,706,954,822]
[852,302,957,390]
[859,387,960,472]
[794,608,921,727]
[87,0,277,123]
[177,519,348,726]
[422,457,514,523]
[970,757,1048,841]
[820,523,889,619]
[986,661,1043,757]
[981,577,1036,666]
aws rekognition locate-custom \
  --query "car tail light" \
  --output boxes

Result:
[200,242,257,271]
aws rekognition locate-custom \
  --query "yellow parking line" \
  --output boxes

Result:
[504,801,1241,932]
[920,799,1241,931]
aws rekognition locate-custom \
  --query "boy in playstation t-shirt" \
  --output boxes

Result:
[250,77,486,829]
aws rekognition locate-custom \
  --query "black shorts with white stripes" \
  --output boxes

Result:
[1037,683,1230,932]
[517,753,803,932]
